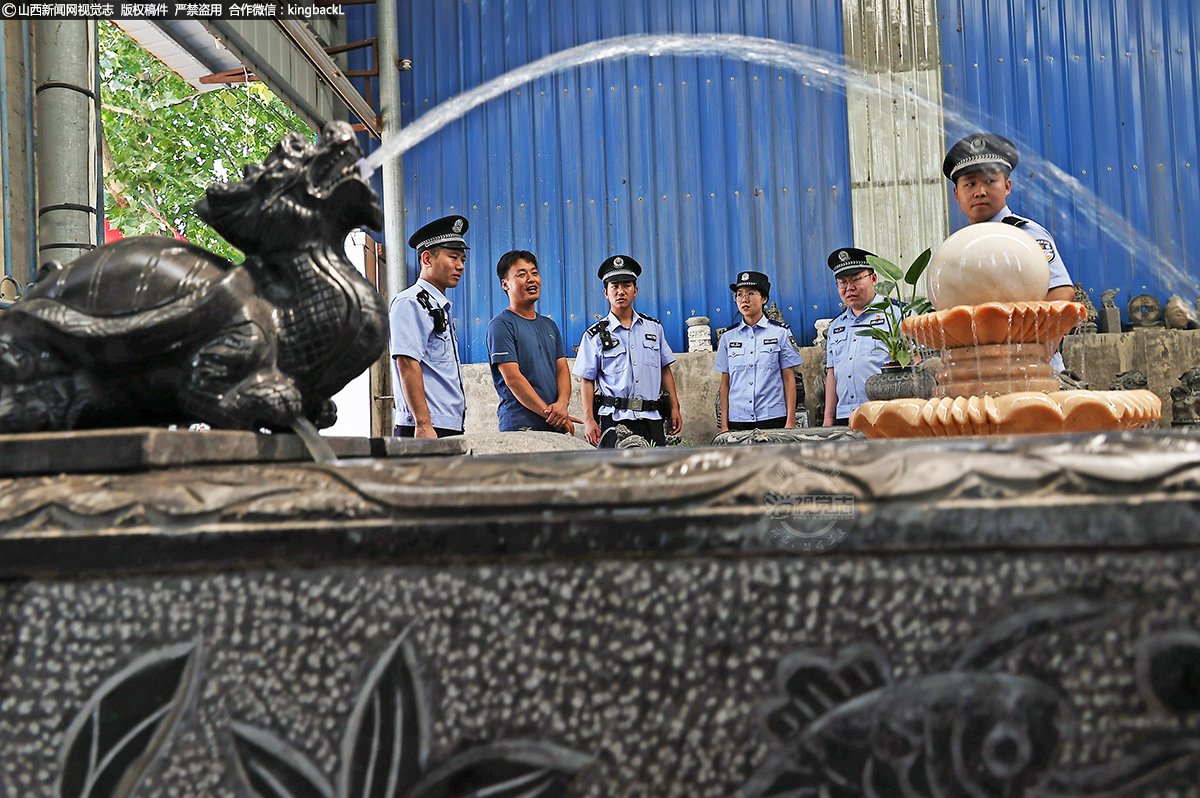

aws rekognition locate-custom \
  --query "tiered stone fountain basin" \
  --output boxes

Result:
[849,225,1162,438]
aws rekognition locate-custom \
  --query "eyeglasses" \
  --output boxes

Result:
[734,290,761,300]
[836,272,873,288]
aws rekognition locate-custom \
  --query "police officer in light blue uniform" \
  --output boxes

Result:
[714,271,804,431]
[574,254,682,447]
[944,133,1075,370]
[389,215,468,438]
[823,247,892,426]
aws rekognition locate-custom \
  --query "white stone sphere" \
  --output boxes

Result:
[926,222,1051,310]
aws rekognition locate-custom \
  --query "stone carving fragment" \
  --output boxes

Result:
[1098,289,1121,333]
[1069,283,1098,334]
[1109,370,1147,391]
[1164,295,1196,330]
[1170,368,1200,426]
[1127,293,1163,328]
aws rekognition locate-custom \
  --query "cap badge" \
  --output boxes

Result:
[838,250,849,262]
[970,137,985,152]
[452,219,463,233]
[614,256,624,267]
[741,273,749,281]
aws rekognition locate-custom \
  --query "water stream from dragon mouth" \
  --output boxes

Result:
[292,416,339,463]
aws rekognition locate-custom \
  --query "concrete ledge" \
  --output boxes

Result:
[1063,327,1200,424]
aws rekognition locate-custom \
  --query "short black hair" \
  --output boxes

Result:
[421,244,462,262]
[497,250,538,281]
[953,164,1010,185]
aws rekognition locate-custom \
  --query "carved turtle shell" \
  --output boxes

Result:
[7,237,259,362]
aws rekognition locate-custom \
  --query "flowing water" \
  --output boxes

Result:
[292,416,339,464]
[356,32,1191,296]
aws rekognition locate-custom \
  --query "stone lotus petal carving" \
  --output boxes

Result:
[231,625,592,798]
[901,301,1088,349]
[56,640,200,798]
[850,390,1162,439]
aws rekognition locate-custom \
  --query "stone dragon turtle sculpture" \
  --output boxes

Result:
[0,121,387,433]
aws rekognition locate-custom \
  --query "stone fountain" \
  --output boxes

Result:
[851,223,1162,438]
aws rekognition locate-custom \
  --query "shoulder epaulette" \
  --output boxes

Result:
[767,318,790,329]
[1001,216,1029,228]
[637,312,660,324]
[586,319,609,337]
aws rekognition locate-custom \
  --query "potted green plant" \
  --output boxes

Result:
[856,249,937,401]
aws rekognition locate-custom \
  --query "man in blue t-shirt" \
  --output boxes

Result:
[486,251,576,433]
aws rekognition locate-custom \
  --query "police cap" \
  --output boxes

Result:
[729,270,771,298]
[408,215,470,253]
[943,133,1019,182]
[827,247,877,278]
[598,254,642,283]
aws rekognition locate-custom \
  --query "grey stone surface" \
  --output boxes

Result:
[464,431,592,455]
[0,428,379,476]
[374,436,472,457]
[1,555,1198,797]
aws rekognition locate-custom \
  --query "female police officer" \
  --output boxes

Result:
[713,271,803,431]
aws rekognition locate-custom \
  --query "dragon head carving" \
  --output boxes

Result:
[196,121,383,254]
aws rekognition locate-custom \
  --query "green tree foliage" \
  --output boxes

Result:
[99,21,311,261]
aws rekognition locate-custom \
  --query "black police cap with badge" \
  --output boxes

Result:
[730,270,771,299]
[827,247,877,278]
[408,214,471,254]
[942,133,1019,182]
[598,254,642,284]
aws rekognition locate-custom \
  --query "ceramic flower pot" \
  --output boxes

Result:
[865,364,936,402]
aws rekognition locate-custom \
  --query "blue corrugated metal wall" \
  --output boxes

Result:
[940,0,1200,321]
[384,0,852,363]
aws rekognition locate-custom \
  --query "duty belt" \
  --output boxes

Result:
[595,395,657,412]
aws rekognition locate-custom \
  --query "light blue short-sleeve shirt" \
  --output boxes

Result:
[573,310,676,421]
[826,305,892,418]
[713,316,804,423]
[987,205,1072,370]
[389,278,466,431]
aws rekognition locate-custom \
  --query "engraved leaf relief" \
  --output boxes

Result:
[232,625,593,798]
[740,598,1200,798]
[55,640,200,798]
[231,723,335,798]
